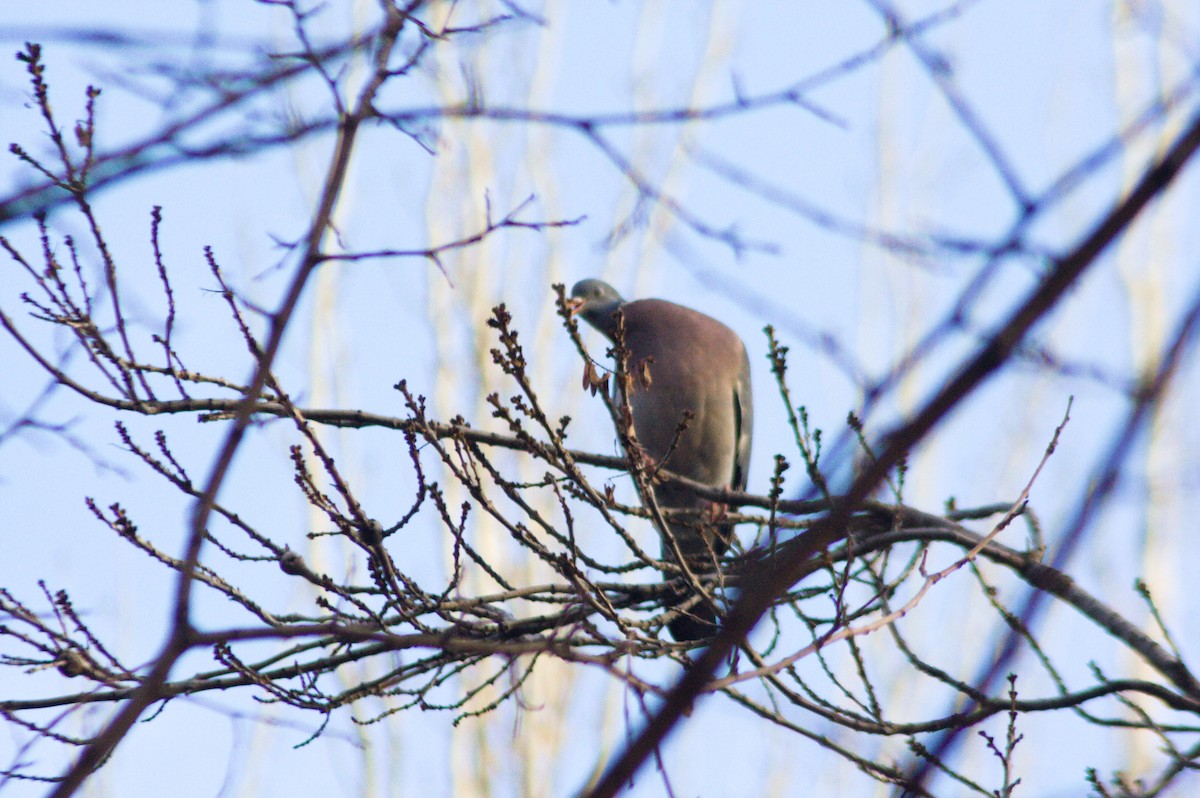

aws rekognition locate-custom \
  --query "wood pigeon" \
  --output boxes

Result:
[569,278,753,642]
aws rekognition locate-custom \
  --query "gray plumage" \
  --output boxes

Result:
[569,278,753,642]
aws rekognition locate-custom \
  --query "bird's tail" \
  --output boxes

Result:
[666,594,719,643]
[662,521,732,643]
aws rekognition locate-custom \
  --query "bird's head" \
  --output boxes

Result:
[568,278,625,336]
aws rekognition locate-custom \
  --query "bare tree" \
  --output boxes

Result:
[4,3,1200,797]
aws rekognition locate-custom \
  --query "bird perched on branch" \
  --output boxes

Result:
[568,278,753,642]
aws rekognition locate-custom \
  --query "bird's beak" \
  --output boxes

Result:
[566,297,585,317]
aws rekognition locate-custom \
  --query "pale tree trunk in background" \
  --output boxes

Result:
[1111,0,1186,776]
[514,3,581,795]
[858,33,981,792]
[297,4,392,791]
[860,32,911,795]
[422,2,578,794]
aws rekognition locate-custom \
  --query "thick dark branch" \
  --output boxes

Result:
[584,100,1200,798]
